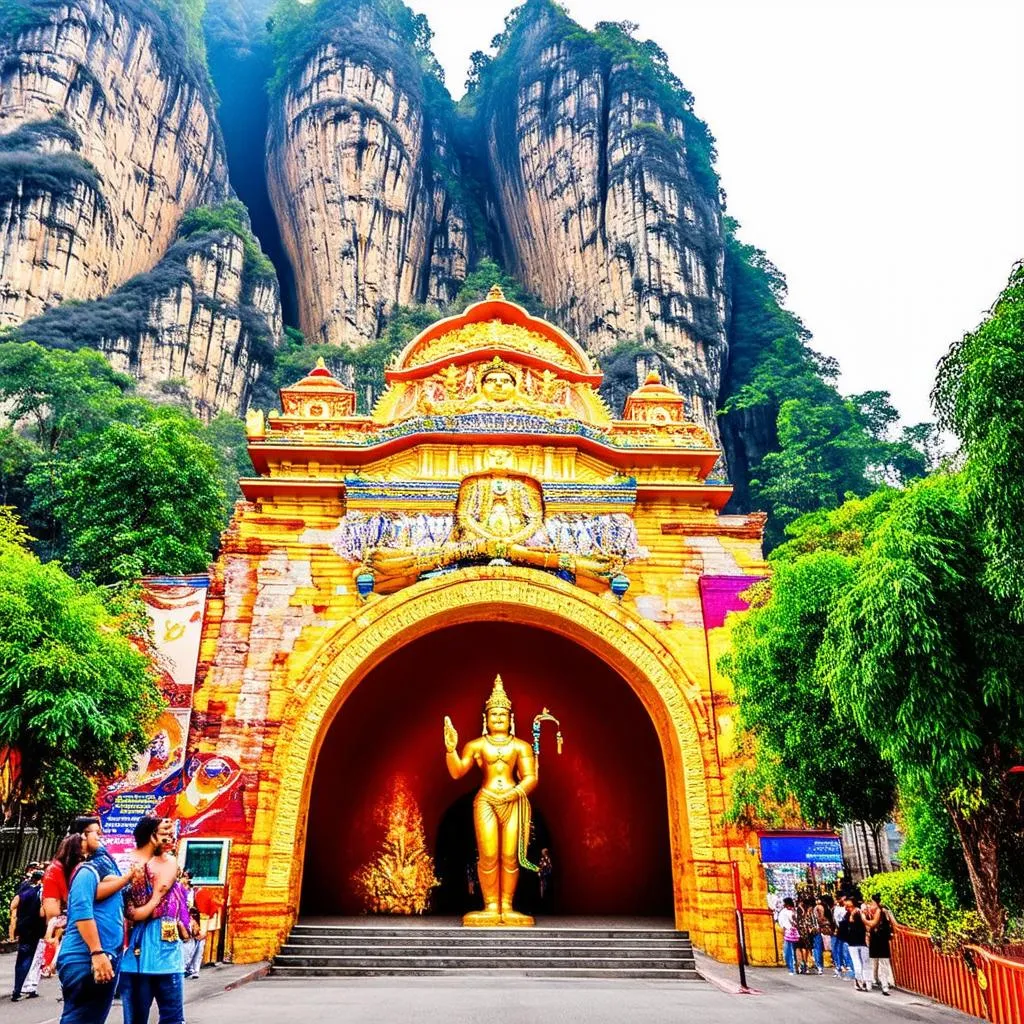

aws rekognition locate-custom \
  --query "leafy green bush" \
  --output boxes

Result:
[0,870,19,937]
[860,869,992,952]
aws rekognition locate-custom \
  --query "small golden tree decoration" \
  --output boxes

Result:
[353,775,440,914]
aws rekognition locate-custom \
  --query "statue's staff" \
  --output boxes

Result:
[532,708,563,758]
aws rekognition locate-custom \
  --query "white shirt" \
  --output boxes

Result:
[778,907,796,931]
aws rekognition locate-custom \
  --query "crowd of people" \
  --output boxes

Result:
[776,891,896,994]
[7,814,209,1024]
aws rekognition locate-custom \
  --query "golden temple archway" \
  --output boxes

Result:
[226,568,723,960]
[303,619,675,917]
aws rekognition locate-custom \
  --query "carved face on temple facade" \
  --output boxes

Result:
[479,367,517,404]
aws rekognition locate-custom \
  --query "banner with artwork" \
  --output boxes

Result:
[98,576,209,858]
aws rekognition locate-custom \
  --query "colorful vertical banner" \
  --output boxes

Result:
[98,576,209,858]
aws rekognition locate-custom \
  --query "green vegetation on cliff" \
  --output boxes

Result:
[179,199,277,281]
[465,2,718,198]
[0,0,211,97]
[11,207,279,373]
[266,0,444,97]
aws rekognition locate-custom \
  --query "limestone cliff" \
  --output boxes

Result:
[15,229,282,418]
[0,0,228,325]
[266,1,472,346]
[470,3,728,442]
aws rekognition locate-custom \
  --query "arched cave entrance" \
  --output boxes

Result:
[301,621,674,917]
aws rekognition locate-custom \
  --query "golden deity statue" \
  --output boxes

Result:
[443,675,538,926]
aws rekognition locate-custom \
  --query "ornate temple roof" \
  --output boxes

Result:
[389,285,599,382]
[242,289,729,506]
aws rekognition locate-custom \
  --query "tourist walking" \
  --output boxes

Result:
[813,896,831,975]
[183,907,204,979]
[10,869,45,1000]
[777,896,800,975]
[845,897,871,991]
[121,816,184,1024]
[21,833,88,998]
[56,819,125,1024]
[796,897,819,974]
[865,892,895,995]
[832,897,852,978]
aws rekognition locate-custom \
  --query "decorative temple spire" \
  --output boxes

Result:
[486,283,505,301]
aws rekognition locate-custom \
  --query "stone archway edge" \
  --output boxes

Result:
[253,567,720,904]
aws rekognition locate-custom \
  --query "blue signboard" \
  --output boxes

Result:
[759,835,843,865]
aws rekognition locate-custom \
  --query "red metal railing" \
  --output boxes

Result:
[891,926,1024,1024]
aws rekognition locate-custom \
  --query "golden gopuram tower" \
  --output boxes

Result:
[186,286,775,963]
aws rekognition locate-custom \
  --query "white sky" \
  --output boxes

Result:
[413,0,1024,427]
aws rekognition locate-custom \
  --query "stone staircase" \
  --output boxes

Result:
[271,923,700,979]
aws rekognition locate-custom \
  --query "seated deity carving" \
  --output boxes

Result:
[361,466,630,593]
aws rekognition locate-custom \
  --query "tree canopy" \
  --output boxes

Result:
[31,414,227,583]
[724,473,1024,939]
[0,341,237,578]
[934,261,1024,619]
[0,508,163,828]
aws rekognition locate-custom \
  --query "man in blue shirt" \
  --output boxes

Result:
[57,819,125,1024]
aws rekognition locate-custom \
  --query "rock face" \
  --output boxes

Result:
[0,0,228,326]
[17,230,282,418]
[266,4,471,347]
[474,5,728,441]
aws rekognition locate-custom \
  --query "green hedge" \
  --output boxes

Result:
[860,869,990,953]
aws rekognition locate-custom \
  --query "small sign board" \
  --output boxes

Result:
[179,838,230,886]
[759,834,843,865]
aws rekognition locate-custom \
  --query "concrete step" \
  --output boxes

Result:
[272,924,701,981]
[281,943,692,961]
[277,953,693,968]
[289,927,688,940]
[283,935,691,950]
[271,965,703,980]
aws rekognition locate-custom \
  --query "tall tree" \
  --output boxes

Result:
[31,412,227,583]
[822,474,1024,939]
[0,509,162,828]
[934,261,1024,618]
[721,491,899,828]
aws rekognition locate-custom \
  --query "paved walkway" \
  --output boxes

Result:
[185,970,979,1024]
[2,949,979,1023]
[0,953,264,1024]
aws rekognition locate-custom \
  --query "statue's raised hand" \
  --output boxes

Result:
[443,715,458,753]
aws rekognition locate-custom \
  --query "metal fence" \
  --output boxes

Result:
[891,926,1024,1024]
[0,828,60,878]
